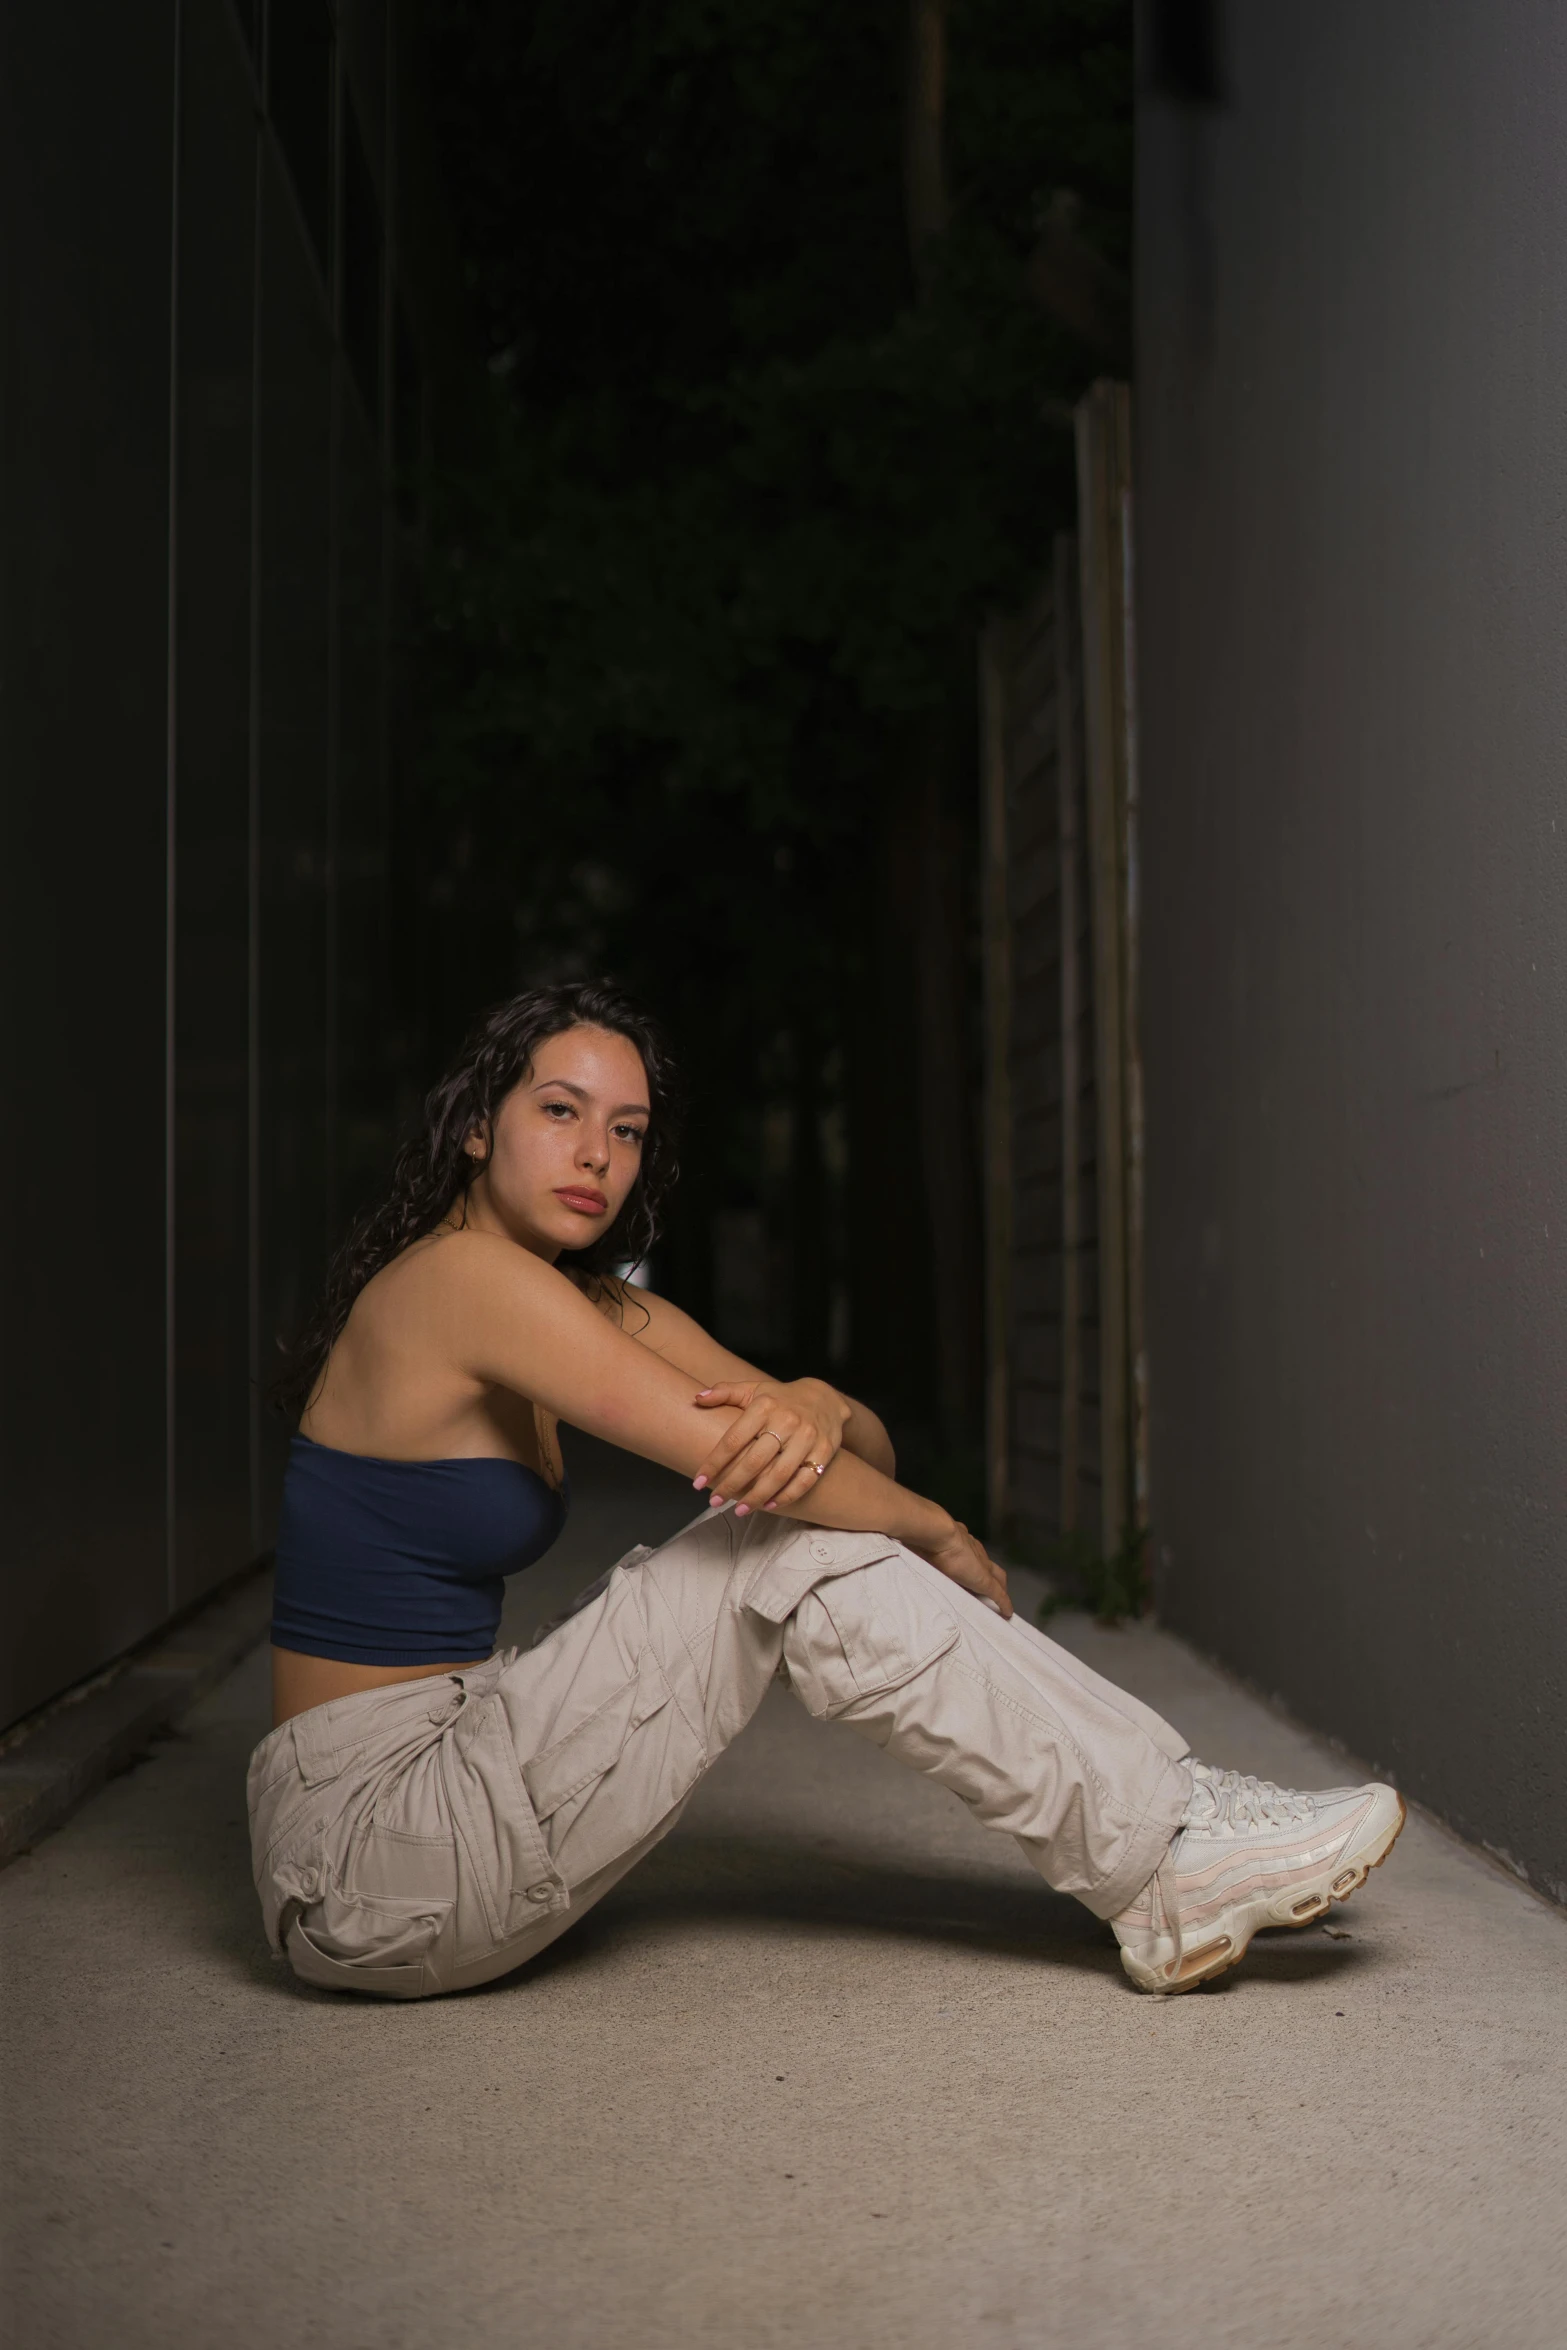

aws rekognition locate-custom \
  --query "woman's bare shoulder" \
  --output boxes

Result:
[357,1225,572,1321]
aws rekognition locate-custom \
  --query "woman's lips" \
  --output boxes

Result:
[554,1186,607,1216]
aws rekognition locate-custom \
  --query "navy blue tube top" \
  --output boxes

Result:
[270,1435,569,1666]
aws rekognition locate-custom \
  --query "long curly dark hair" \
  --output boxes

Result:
[274,980,682,1421]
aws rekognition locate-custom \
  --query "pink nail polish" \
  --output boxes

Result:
[734,1503,750,1517]
[692,1475,708,1491]
[710,1494,724,1508]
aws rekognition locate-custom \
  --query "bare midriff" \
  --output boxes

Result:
[271,1646,479,1729]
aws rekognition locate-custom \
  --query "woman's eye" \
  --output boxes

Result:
[614,1125,646,1145]
[543,1100,574,1119]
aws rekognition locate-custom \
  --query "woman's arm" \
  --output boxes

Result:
[834,1392,895,1474]
[603,1281,897,1498]
[453,1241,1008,1614]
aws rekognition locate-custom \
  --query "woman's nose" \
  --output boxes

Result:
[580,1131,611,1172]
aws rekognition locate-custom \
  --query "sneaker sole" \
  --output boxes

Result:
[1124,1790,1407,1996]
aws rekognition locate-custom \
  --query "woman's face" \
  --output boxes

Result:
[468,1024,651,1260]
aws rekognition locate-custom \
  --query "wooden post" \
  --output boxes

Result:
[1075,381,1140,1560]
[1053,536,1083,1535]
[904,0,950,280]
[1118,467,1150,1538]
[979,618,1013,1540]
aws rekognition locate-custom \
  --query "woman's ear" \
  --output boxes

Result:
[463,1117,491,1165]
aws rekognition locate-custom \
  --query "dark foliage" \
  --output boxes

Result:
[413,1,1132,1426]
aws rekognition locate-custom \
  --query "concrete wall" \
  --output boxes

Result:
[0,0,426,1730]
[1136,3,1567,1900]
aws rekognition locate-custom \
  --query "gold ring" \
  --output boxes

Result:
[811,1459,826,1477]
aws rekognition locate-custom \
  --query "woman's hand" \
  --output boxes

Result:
[910,1518,1013,1619]
[692,1377,851,1514]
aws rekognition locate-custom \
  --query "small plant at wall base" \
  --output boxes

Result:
[1031,1523,1148,1626]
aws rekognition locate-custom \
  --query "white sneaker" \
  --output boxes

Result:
[1112,1761,1406,1994]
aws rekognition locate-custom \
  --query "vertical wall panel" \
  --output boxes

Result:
[1139,2,1567,1894]
[172,0,258,1609]
[0,7,178,1725]
[253,146,335,1538]
[984,568,1100,1565]
[1,2,414,1729]
[336,397,392,1227]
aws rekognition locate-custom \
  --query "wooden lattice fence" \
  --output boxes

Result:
[981,381,1145,1575]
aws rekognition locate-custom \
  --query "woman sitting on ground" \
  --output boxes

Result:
[254,981,1403,1999]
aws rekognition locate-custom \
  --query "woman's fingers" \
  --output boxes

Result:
[762,1460,826,1512]
[978,1545,1013,1617]
[725,1420,814,1509]
[965,1535,1011,1615]
[705,1412,796,1504]
[926,1524,1013,1617]
[690,1383,755,1488]
[694,1383,755,1411]
[690,1382,756,1485]
[692,1396,772,1493]
[714,1430,794,1507]
[691,1381,842,1507]
[733,1426,816,1514]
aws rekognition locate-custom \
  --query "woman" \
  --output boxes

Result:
[251,981,1404,2000]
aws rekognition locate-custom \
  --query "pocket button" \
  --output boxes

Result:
[526,1882,553,1903]
[809,1539,832,1562]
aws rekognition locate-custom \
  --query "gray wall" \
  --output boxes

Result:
[0,0,424,1730]
[1137,4,1567,1899]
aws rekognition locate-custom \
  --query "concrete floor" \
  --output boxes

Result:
[4,1444,1565,2350]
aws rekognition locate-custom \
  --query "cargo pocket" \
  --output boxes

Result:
[517,1640,703,1891]
[443,1690,566,1942]
[522,1653,672,1827]
[349,1823,459,1908]
[302,1875,451,1966]
[283,1741,460,1994]
[740,1527,907,1626]
[781,1548,961,1719]
[283,1871,453,2000]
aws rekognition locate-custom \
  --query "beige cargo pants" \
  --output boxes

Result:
[248,1505,1193,1999]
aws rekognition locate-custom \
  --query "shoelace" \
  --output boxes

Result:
[1151,1850,1184,1982]
[1181,1761,1316,1835]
